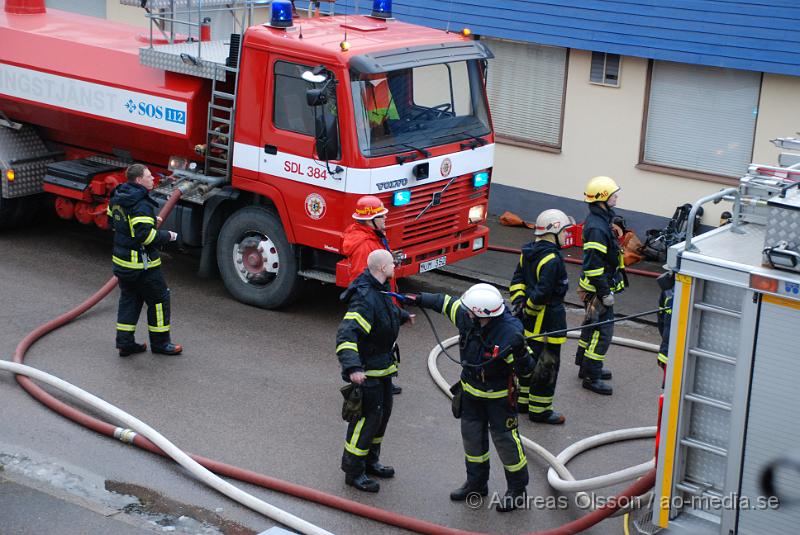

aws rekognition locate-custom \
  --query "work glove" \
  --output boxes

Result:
[511,299,524,318]
[168,231,178,241]
[601,293,615,307]
[340,384,363,423]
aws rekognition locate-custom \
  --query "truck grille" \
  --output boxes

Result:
[378,174,485,248]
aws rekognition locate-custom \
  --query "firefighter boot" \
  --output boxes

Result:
[366,462,395,478]
[529,410,566,425]
[345,473,380,493]
[579,367,613,380]
[450,481,489,501]
[119,342,147,357]
[152,343,183,356]
[582,377,613,395]
[496,489,527,512]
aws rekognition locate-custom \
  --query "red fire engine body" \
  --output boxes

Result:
[0,1,495,308]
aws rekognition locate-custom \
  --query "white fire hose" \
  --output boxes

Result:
[427,333,658,512]
[0,360,333,535]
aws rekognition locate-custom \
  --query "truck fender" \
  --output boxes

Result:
[243,181,296,243]
[198,188,241,278]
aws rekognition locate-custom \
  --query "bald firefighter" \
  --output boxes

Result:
[575,176,627,395]
[509,209,573,424]
[335,249,413,493]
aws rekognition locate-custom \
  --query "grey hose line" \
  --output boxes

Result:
[427,332,659,503]
[0,360,333,535]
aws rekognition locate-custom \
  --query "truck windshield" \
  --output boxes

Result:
[351,60,490,158]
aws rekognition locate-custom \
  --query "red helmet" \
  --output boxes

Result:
[352,195,388,220]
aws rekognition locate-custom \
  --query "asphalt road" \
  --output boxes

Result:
[0,219,664,535]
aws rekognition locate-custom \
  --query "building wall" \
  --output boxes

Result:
[753,73,800,163]
[490,50,800,232]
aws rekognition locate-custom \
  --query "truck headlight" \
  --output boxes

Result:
[168,156,189,171]
[468,205,486,224]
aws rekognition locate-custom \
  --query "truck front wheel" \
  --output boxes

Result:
[217,206,301,309]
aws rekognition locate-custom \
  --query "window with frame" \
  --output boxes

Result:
[273,60,337,137]
[642,61,760,178]
[484,38,568,148]
[590,52,620,87]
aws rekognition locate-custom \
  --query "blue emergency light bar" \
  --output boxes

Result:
[393,190,411,206]
[473,171,490,188]
[270,0,293,28]
[371,0,392,19]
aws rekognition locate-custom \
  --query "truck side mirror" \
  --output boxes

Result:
[306,88,327,107]
[315,111,339,161]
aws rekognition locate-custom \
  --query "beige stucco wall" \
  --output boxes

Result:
[753,73,800,162]
[105,0,147,27]
[493,50,800,226]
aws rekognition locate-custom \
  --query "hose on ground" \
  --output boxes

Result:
[0,360,333,535]
[6,186,656,534]
[427,334,658,516]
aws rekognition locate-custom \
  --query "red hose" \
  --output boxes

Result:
[11,189,655,534]
[489,245,662,279]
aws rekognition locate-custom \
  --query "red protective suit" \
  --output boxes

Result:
[341,222,396,292]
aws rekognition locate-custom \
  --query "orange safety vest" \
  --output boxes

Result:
[365,79,399,126]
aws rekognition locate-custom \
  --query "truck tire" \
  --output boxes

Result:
[216,206,301,309]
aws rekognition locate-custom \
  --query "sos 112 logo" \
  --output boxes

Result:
[125,99,186,125]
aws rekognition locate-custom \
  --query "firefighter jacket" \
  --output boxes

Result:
[578,203,626,298]
[336,270,411,381]
[107,183,171,276]
[657,287,674,366]
[509,240,569,343]
[418,293,533,398]
[341,222,391,286]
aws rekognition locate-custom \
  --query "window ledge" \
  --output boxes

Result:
[636,162,740,186]
[496,135,561,154]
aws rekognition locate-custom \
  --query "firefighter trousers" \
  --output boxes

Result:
[341,376,393,477]
[115,268,172,349]
[518,341,562,417]
[461,392,528,492]
[576,298,614,379]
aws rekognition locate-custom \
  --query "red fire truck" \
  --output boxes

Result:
[0,0,495,308]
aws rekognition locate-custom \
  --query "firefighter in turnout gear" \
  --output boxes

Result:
[575,176,626,395]
[656,271,675,387]
[108,164,182,357]
[342,195,403,395]
[409,283,533,512]
[335,249,413,493]
[509,209,573,425]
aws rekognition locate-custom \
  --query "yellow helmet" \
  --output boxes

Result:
[584,176,620,203]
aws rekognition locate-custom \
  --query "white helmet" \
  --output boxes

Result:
[534,209,573,236]
[461,283,505,318]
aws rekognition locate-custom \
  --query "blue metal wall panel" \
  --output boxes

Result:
[298,0,800,75]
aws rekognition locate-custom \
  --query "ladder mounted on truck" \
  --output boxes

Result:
[122,0,269,180]
[635,139,800,535]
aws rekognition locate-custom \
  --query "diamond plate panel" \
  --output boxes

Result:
[763,190,800,267]
[696,310,740,359]
[0,125,55,198]
[702,281,744,312]
[687,403,730,450]
[693,356,735,404]
[140,41,231,81]
[685,448,727,491]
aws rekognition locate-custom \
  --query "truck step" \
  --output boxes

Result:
[212,91,236,101]
[298,269,337,284]
[680,437,728,457]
